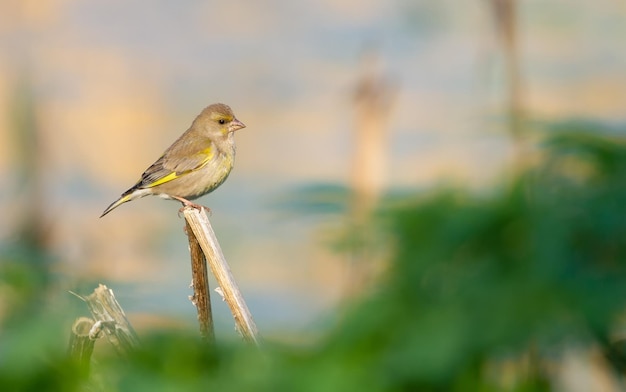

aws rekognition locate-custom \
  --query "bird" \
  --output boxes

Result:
[100,103,245,218]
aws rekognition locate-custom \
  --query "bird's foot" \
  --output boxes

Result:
[173,196,211,215]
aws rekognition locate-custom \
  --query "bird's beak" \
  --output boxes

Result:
[229,118,246,133]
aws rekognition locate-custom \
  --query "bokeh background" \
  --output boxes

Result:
[2,0,626,390]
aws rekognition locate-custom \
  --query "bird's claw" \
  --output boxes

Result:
[174,196,211,216]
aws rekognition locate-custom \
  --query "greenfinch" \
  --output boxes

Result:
[100,103,245,217]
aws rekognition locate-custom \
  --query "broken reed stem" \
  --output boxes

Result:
[68,316,96,375]
[82,284,140,356]
[182,206,260,346]
[185,218,215,342]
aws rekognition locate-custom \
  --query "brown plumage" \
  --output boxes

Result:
[100,103,245,217]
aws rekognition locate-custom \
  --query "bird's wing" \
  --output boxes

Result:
[136,137,216,189]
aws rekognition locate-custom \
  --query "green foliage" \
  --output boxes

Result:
[2,128,626,391]
[319,131,626,390]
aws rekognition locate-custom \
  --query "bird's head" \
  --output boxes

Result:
[195,103,246,138]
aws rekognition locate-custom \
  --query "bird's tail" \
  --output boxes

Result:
[100,193,133,218]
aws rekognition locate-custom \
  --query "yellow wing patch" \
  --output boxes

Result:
[148,172,179,187]
[146,146,215,188]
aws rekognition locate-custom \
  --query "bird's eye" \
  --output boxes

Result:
[218,119,226,125]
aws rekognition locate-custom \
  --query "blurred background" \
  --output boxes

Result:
[1,0,626,390]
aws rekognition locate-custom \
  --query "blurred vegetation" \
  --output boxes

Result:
[1,75,55,329]
[2,122,626,391]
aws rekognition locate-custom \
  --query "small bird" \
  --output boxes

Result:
[100,103,245,217]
